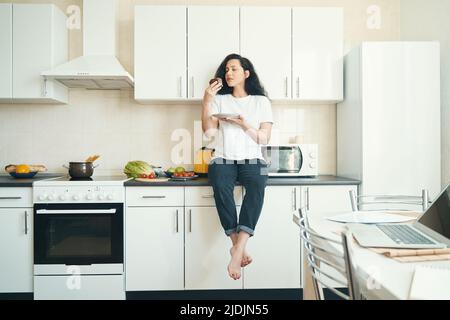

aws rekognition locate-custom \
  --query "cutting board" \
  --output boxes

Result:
[135,177,170,182]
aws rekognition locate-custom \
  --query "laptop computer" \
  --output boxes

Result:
[349,183,450,249]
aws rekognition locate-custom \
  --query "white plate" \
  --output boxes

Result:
[169,175,199,181]
[212,113,240,119]
[326,211,418,224]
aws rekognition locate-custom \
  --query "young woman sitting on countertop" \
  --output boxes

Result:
[201,53,273,280]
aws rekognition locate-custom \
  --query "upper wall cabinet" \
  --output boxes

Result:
[187,6,239,100]
[0,4,68,104]
[135,6,239,102]
[134,6,343,103]
[135,6,186,101]
[240,7,292,101]
[292,7,343,102]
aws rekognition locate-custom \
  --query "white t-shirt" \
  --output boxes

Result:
[208,94,273,161]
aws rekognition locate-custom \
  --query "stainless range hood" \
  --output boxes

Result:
[42,0,133,89]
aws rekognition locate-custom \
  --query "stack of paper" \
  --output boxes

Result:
[409,265,450,299]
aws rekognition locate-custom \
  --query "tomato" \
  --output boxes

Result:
[140,173,148,178]
[149,172,155,179]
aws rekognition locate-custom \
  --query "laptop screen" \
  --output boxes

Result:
[417,185,450,238]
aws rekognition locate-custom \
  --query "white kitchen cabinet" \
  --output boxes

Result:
[0,4,12,101]
[7,4,68,103]
[134,6,186,101]
[0,187,33,293]
[187,6,239,100]
[184,206,243,290]
[292,7,343,102]
[184,186,243,290]
[125,207,184,291]
[299,185,357,288]
[240,7,292,100]
[244,186,301,289]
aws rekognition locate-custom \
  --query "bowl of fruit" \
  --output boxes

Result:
[5,164,47,179]
[165,167,198,180]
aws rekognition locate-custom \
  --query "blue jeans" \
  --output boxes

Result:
[208,158,269,236]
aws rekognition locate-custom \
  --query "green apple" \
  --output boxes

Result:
[167,167,176,173]
[175,166,185,173]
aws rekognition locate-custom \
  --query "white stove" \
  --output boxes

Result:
[33,175,130,204]
[32,175,129,300]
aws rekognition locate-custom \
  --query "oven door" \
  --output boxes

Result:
[261,145,303,174]
[34,203,123,265]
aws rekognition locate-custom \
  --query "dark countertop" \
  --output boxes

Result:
[0,174,62,187]
[124,175,360,187]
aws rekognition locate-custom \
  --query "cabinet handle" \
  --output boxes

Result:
[141,195,166,199]
[188,209,192,233]
[296,76,300,98]
[0,197,22,200]
[306,187,310,211]
[294,187,297,211]
[43,78,48,97]
[285,76,288,98]
[179,76,183,98]
[201,195,214,198]
[292,188,295,211]
[24,211,28,235]
[191,77,194,98]
[175,209,179,233]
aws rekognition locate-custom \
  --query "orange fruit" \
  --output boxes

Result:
[16,164,30,174]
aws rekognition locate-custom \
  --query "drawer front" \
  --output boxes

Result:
[126,187,184,207]
[185,186,242,206]
[0,188,32,207]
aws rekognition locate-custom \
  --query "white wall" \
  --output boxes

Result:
[399,0,450,188]
[0,0,402,175]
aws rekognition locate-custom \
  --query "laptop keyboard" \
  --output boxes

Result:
[377,225,435,245]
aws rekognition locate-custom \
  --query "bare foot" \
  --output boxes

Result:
[230,247,253,268]
[241,253,253,267]
[228,246,244,280]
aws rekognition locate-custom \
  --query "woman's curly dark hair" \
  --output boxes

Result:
[214,53,267,97]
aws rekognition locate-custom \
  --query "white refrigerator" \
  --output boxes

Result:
[337,42,441,199]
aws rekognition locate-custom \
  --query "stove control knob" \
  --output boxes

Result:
[47,194,55,201]
[107,194,114,200]
[309,162,316,169]
[59,195,66,201]
[86,194,94,200]
[98,194,105,200]
[38,194,47,201]
[73,194,80,201]
[309,152,317,159]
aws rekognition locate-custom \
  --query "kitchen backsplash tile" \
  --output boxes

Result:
[0,89,337,175]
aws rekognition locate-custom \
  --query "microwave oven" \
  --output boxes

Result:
[261,144,318,177]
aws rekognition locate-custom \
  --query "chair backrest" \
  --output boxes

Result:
[296,208,360,300]
[349,189,430,212]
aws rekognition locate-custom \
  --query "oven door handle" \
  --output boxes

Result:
[36,209,117,214]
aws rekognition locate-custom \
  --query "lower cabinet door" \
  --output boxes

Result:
[243,186,301,289]
[125,207,184,291]
[185,206,243,290]
[0,208,33,293]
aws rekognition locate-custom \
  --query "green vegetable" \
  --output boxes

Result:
[123,161,154,178]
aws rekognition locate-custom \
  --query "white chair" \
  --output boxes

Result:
[294,208,361,300]
[349,189,430,212]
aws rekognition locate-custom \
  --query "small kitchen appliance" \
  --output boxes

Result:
[261,144,318,177]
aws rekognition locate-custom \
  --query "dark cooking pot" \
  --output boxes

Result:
[63,162,98,178]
